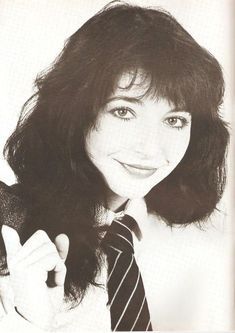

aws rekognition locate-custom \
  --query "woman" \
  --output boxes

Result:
[0,1,229,331]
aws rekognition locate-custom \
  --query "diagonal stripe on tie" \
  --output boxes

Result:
[102,215,153,331]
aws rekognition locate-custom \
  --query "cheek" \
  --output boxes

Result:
[164,130,191,164]
[86,120,134,158]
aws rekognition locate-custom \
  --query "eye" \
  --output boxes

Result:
[164,116,189,129]
[109,107,135,121]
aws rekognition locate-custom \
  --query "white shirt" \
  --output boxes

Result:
[0,198,233,332]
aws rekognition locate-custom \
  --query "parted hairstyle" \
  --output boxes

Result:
[2,1,229,303]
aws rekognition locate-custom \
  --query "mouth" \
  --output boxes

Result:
[117,161,158,178]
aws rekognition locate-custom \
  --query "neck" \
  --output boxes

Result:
[106,190,128,212]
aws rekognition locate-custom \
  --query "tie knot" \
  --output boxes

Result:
[103,214,138,254]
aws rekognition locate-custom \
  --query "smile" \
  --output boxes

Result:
[118,161,157,178]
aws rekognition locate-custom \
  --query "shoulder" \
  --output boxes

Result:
[0,181,26,232]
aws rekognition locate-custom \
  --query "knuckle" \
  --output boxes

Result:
[61,262,67,272]
[35,230,49,240]
[55,260,66,273]
[47,253,60,268]
[43,241,56,252]
[35,229,46,236]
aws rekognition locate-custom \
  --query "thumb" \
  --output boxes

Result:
[53,234,69,286]
[54,234,69,262]
[1,225,22,261]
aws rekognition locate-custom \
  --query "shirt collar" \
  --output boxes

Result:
[96,198,148,241]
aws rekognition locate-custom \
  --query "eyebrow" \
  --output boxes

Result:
[106,96,144,105]
[106,96,189,113]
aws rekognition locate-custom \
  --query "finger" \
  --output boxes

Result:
[54,234,69,262]
[29,251,62,272]
[14,242,58,270]
[54,234,69,286]
[1,225,22,260]
[54,261,67,286]
[17,230,51,258]
[12,250,63,286]
[24,250,66,286]
[27,251,66,286]
[11,229,55,266]
[0,284,15,315]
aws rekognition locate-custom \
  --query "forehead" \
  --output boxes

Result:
[112,71,151,98]
[109,71,176,110]
[110,69,188,113]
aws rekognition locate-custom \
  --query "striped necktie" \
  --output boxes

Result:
[102,214,153,331]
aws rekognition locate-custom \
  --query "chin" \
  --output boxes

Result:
[107,181,155,200]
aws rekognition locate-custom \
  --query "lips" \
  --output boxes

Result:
[117,160,158,178]
[123,163,156,170]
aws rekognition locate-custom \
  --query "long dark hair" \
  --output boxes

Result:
[2,2,229,303]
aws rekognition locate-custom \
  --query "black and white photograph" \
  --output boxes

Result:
[0,1,234,332]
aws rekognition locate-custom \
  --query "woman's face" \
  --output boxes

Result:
[86,73,191,202]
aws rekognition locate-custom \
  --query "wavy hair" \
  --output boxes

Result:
[2,2,229,303]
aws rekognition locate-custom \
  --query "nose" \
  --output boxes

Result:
[132,123,166,162]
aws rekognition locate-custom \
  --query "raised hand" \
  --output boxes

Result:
[1,225,69,330]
